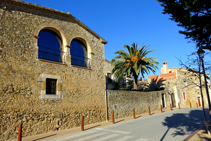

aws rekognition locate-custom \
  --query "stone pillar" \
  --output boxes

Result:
[65,45,71,66]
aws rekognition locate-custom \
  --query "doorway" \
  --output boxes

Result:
[162,93,165,108]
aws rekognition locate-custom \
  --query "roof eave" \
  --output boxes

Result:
[3,0,108,44]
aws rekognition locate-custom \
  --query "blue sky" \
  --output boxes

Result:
[22,0,210,78]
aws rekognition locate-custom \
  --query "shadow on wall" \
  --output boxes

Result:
[105,75,117,90]
[108,75,166,91]
[160,108,209,141]
[147,77,166,91]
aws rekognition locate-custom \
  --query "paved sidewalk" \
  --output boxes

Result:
[184,124,211,141]
[8,108,211,141]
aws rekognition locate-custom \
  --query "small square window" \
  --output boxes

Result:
[39,74,62,100]
[46,78,57,94]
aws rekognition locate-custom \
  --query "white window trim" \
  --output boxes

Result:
[38,74,63,100]
[184,81,187,87]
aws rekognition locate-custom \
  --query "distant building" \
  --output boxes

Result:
[148,62,211,108]
[104,59,116,90]
[104,59,133,89]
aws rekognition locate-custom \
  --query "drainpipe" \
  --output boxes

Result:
[105,89,109,121]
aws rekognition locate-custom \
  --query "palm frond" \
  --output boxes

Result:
[111,42,160,89]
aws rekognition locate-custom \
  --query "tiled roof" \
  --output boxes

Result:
[148,73,176,82]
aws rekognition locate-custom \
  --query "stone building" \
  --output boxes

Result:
[148,62,211,108]
[0,0,107,140]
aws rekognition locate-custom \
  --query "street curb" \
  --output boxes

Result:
[182,124,205,141]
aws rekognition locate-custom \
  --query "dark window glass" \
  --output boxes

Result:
[70,39,87,67]
[38,29,62,62]
[46,78,57,94]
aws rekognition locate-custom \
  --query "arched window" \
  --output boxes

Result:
[70,39,90,68]
[38,29,62,62]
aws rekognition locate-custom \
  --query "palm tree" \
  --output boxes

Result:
[111,43,159,89]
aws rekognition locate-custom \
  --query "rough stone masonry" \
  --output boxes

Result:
[0,0,107,140]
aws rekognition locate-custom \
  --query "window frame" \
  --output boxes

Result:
[37,29,63,63]
[46,78,57,95]
[38,74,62,100]
[70,38,91,68]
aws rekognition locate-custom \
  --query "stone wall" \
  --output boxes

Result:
[0,0,107,140]
[107,90,171,120]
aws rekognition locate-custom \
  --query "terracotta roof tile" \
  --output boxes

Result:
[148,73,176,82]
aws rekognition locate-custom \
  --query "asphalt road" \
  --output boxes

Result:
[44,108,209,141]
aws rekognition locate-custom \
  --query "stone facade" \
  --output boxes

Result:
[175,70,210,108]
[0,0,107,140]
[107,90,171,119]
[148,62,211,109]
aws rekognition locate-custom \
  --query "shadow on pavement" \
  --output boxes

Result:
[32,134,57,141]
[85,124,101,130]
[136,115,142,118]
[115,119,125,123]
[160,108,209,141]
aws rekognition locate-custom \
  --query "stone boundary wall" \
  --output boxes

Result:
[107,90,171,120]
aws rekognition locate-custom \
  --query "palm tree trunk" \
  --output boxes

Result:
[133,75,138,89]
